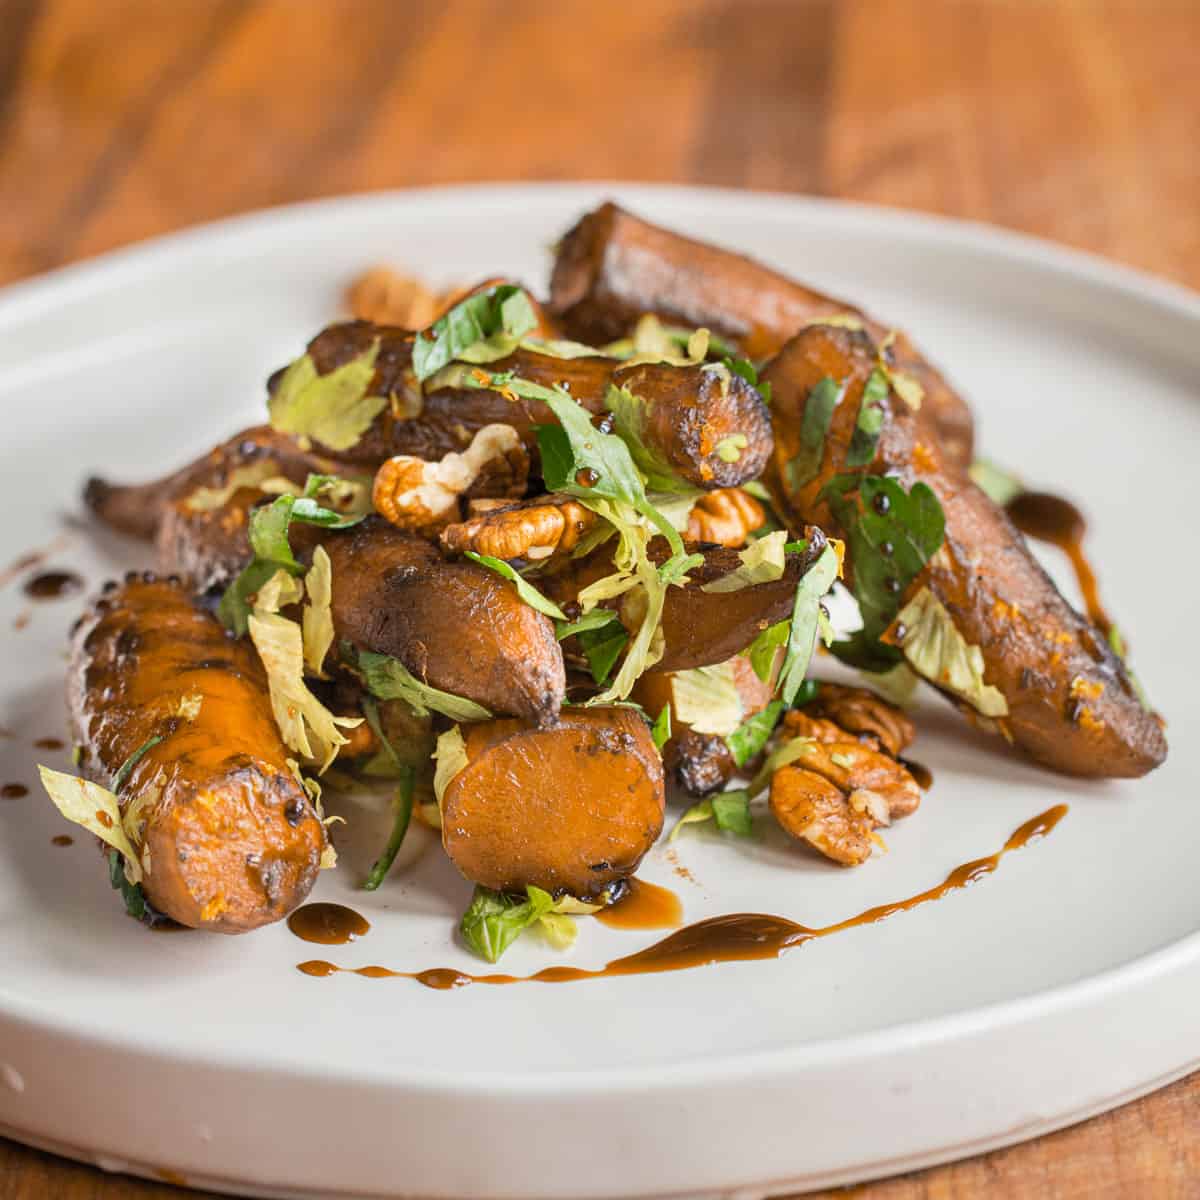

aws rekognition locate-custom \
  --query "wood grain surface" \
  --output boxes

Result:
[1,0,1197,1196]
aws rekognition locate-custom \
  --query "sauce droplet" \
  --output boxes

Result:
[51,834,73,847]
[297,807,1067,989]
[872,492,891,515]
[34,737,65,751]
[23,570,84,601]
[575,467,600,488]
[287,902,370,945]
[595,878,683,931]
[1006,492,1112,638]
[1,783,28,799]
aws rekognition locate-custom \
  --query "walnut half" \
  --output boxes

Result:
[799,682,915,759]
[685,488,765,547]
[372,425,528,533]
[440,493,598,562]
[769,711,921,866]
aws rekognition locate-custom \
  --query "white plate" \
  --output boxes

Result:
[0,184,1197,1200]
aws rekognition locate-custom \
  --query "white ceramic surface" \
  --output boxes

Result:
[0,184,1197,1200]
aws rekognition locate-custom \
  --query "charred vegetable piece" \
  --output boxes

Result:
[634,654,777,796]
[439,707,665,897]
[65,576,325,932]
[548,201,974,468]
[270,324,772,490]
[543,530,829,676]
[84,426,344,542]
[326,517,566,727]
[762,323,1166,778]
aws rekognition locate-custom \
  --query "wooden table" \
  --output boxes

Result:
[0,0,1196,1195]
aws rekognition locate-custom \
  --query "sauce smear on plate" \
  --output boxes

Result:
[297,806,1067,989]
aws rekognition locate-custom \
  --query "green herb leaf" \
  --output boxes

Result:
[722,355,772,405]
[711,790,753,836]
[577,620,630,685]
[464,552,567,620]
[845,368,889,468]
[356,649,492,722]
[651,704,672,751]
[555,608,622,641]
[789,679,822,708]
[107,848,147,920]
[778,542,841,705]
[412,285,537,381]
[267,340,385,453]
[362,767,415,892]
[823,474,946,671]
[218,476,367,636]
[725,702,784,768]
[786,376,844,490]
[460,884,556,963]
[111,735,164,793]
[743,620,790,682]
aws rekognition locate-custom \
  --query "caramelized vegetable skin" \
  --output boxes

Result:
[543,531,827,675]
[84,425,345,542]
[277,324,772,489]
[326,517,566,727]
[634,655,776,796]
[762,324,1166,778]
[67,577,325,932]
[549,202,974,468]
[440,707,665,896]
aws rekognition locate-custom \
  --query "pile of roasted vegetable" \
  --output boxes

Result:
[40,203,1166,960]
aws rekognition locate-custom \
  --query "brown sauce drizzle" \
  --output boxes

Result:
[23,570,84,601]
[51,834,73,847]
[595,877,683,931]
[901,758,933,790]
[0,534,73,590]
[34,736,65,751]
[1,783,28,799]
[298,806,1067,990]
[287,902,370,945]
[1006,492,1111,637]
[12,611,29,631]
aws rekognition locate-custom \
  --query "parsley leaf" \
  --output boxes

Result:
[711,790,754,835]
[218,475,367,636]
[362,764,415,892]
[786,376,844,490]
[464,552,567,620]
[651,704,672,751]
[743,620,790,682]
[412,285,537,381]
[722,355,772,406]
[725,701,784,768]
[355,649,492,722]
[111,735,164,793]
[577,620,630,685]
[823,474,946,671]
[107,847,147,920]
[845,368,889,468]
[778,542,841,705]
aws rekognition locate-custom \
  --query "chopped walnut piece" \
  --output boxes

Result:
[769,711,922,865]
[685,488,765,547]
[373,424,528,533]
[798,682,915,758]
[441,493,598,562]
[346,266,441,328]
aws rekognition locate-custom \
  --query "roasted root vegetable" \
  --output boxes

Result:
[327,518,566,726]
[634,654,777,796]
[549,201,974,469]
[438,708,665,897]
[761,323,1166,778]
[64,575,326,931]
[84,425,346,542]
[269,324,773,490]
